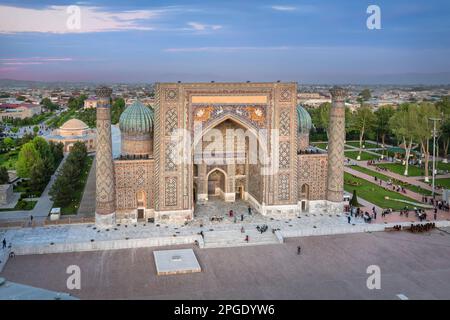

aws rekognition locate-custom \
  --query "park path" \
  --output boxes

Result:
[345,166,425,203]
[77,156,96,217]
[0,155,68,222]
[355,160,446,195]
[345,165,450,222]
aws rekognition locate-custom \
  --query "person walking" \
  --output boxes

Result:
[245,235,249,243]
[241,214,244,222]
[297,246,301,255]
[434,207,438,220]
[347,216,351,224]
[2,238,6,249]
[248,206,252,215]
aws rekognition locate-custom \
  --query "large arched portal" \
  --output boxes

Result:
[192,115,267,212]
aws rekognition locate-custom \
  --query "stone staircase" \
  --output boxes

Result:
[203,228,281,248]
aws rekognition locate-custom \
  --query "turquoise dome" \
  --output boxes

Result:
[296,104,312,134]
[119,100,154,134]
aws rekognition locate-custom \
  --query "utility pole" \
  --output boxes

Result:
[430,117,441,198]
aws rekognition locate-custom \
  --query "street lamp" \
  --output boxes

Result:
[430,117,441,198]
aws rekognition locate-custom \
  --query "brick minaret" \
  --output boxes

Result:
[95,86,116,228]
[326,86,347,213]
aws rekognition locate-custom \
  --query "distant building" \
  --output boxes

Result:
[84,97,98,109]
[47,118,96,153]
[0,103,42,120]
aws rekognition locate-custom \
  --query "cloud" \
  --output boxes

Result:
[186,22,222,32]
[270,5,297,11]
[269,5,317,13]
[164,46,291,53]
[0,57,74,67]
[0,5,161,34]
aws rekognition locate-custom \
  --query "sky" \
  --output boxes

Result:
[0,0,450,84]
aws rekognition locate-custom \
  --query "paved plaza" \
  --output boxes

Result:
[2,229,450,299]
[0,199,369,251]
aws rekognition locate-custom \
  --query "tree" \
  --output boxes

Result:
[68,94,87,110]
[32,137,53,162]
[49,141,87,207]
[41,97,58,111]
[415,103,440,182]
[315,102,331,140]
[350,190,359,207]
[349,105,376,160]
[33,125,39,134]
[29,158,48,193]
[389,104,419,176]
[0,166,9,184]
[49,141,64,165]
[359,88,372,101]
[441,119,450,160]
[11,127,19,134]
[374,105,395,158]
[16,142,41,178]
[111,98,126,124]
[3,137,15,151]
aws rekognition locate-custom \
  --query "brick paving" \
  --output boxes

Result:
[2,229,450,299]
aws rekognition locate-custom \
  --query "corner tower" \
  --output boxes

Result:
[326,86,347,213]
[95,86,116,228]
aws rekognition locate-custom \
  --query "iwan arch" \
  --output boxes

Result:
[94,83,347,228]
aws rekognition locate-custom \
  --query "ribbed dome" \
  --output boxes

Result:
[119,100,154,134]
[296,104,312,134]
[60,118,89,131]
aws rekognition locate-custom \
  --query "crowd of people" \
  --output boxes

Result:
[410,223,436,233]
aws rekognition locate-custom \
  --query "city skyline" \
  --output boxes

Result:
[0,0,450,84]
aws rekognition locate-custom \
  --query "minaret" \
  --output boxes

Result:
[95,86,116,228]
[326,86,347,213]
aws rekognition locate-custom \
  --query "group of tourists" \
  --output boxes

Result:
[256,224,268,234]
[410,223,436,233]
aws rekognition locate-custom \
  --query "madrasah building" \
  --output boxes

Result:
[94,82,347,228]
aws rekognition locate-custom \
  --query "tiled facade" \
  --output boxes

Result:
[95,83,347,227]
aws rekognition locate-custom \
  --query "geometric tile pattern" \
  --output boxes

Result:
[165,177,177,207]
[279,141,290,169]
[278,173,290,201]
[279,110,290,136]
[95,106,116,215]
[279,88,292,102]
[297,154,328,200]
[165,142,177,171]
[115,161,154,209]
[165,108,178,136]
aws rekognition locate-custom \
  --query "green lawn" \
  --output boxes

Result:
[433,178,450,189]
[345,141,379,149]
[345,151,381,161]
[349,165,432,196]
[61,156,94,215]
[376,163,425,177]
[437,161,450,172]
[344,172,427,210]
[0,200,37,212]
[0,149,19,170]
[312,142,328,150]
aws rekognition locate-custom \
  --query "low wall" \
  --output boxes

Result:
[12,234,204,256]
[281,220,450,239]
